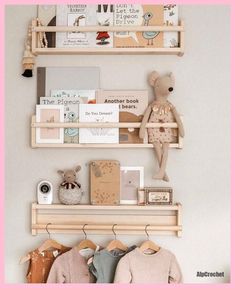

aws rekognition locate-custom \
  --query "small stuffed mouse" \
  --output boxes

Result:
[57,165,81,189]
[139,71,184,181]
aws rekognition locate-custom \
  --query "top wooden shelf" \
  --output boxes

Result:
[31,19,185,56]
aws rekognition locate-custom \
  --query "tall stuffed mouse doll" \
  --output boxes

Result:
[139,71,184,181]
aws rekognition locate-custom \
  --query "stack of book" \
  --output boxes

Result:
[38,4,179,49]
[36,89,149,144]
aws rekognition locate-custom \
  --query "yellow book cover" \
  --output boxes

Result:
[114,4,164,48]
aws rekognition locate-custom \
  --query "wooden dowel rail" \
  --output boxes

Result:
[32,224,182,232]
[32,122,179,129]
[32,25,184,33]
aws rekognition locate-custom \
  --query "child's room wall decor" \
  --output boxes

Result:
[4,3,231,284]
[120,166,144,204]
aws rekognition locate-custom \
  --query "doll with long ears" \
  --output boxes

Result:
[139,71,185,181]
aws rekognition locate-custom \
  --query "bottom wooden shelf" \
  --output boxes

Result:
[31,203,182,237]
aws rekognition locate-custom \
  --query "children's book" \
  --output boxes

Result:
[56,4,114,48]
[50,90,96,104]
[97,90,148,143]
[79,104,119,144]
[163,4,179,47]
[114,4,164,48]
[56,4,97,48]
[96,4,114,48]
[40,96,87,143]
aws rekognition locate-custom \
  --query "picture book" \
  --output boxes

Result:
[163,4,179,47]
[97,90,148,143]
[114,4,164,48]
[50,90,97,104]
[79,104,119,144]
[96,4,114,48]
[56,4,97,48]
[36,105,64,144]
[40,97,87,143]
[56,4,114,48]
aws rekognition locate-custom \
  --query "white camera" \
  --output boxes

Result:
[37,180,53,204]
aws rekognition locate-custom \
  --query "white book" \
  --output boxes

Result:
[96,4,114,48]
[56,4,96,48]
[50,89,96,104]
[40,96,87,143]
[163,4,179,48]
[79,104,119,144]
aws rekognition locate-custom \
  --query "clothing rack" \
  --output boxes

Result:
[31,203,182,237]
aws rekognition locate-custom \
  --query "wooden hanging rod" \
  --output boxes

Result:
[32,25,184,33]
[32,224,181,232]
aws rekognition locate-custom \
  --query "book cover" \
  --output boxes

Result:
[79,104,119,144]
[40,96,87,143]
[97,90,148,143]
[164,4,179,48]
[50,90,97,104]
[56,4,97,48]
[114,4,164,48]
[96,4,114,48]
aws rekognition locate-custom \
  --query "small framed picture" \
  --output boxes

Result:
[36,105,64,144]
[145,187,173,205]
[120,166,144,204]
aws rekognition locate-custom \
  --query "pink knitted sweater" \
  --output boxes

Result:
[114,247,183,284]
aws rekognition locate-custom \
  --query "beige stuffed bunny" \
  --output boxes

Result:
[57,165,83,205]
[139,71,184,181]
[58,165,81,189]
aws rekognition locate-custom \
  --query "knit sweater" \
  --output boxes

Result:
[114,247,182,284]
[47,247,95,283]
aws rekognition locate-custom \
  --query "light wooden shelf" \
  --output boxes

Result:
[31,202,182,237]
[31,115,183,149]
[31,19,185,56]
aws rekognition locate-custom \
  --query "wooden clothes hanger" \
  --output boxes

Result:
[19,223,65,264]
[76,224,97,251]
[106,224,128,252]
[139,224,161,253]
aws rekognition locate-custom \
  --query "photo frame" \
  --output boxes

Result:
[36,105,64,144]
[120,166,144,204]
[138,187,173,205]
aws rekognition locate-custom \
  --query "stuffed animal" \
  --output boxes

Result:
[139,71,184,181]
[57,165,83,204]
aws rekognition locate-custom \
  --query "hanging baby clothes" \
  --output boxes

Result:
[114,247,182,284]
[47,247,96,283]
[88,246,136,283]
[26,246,70,283]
